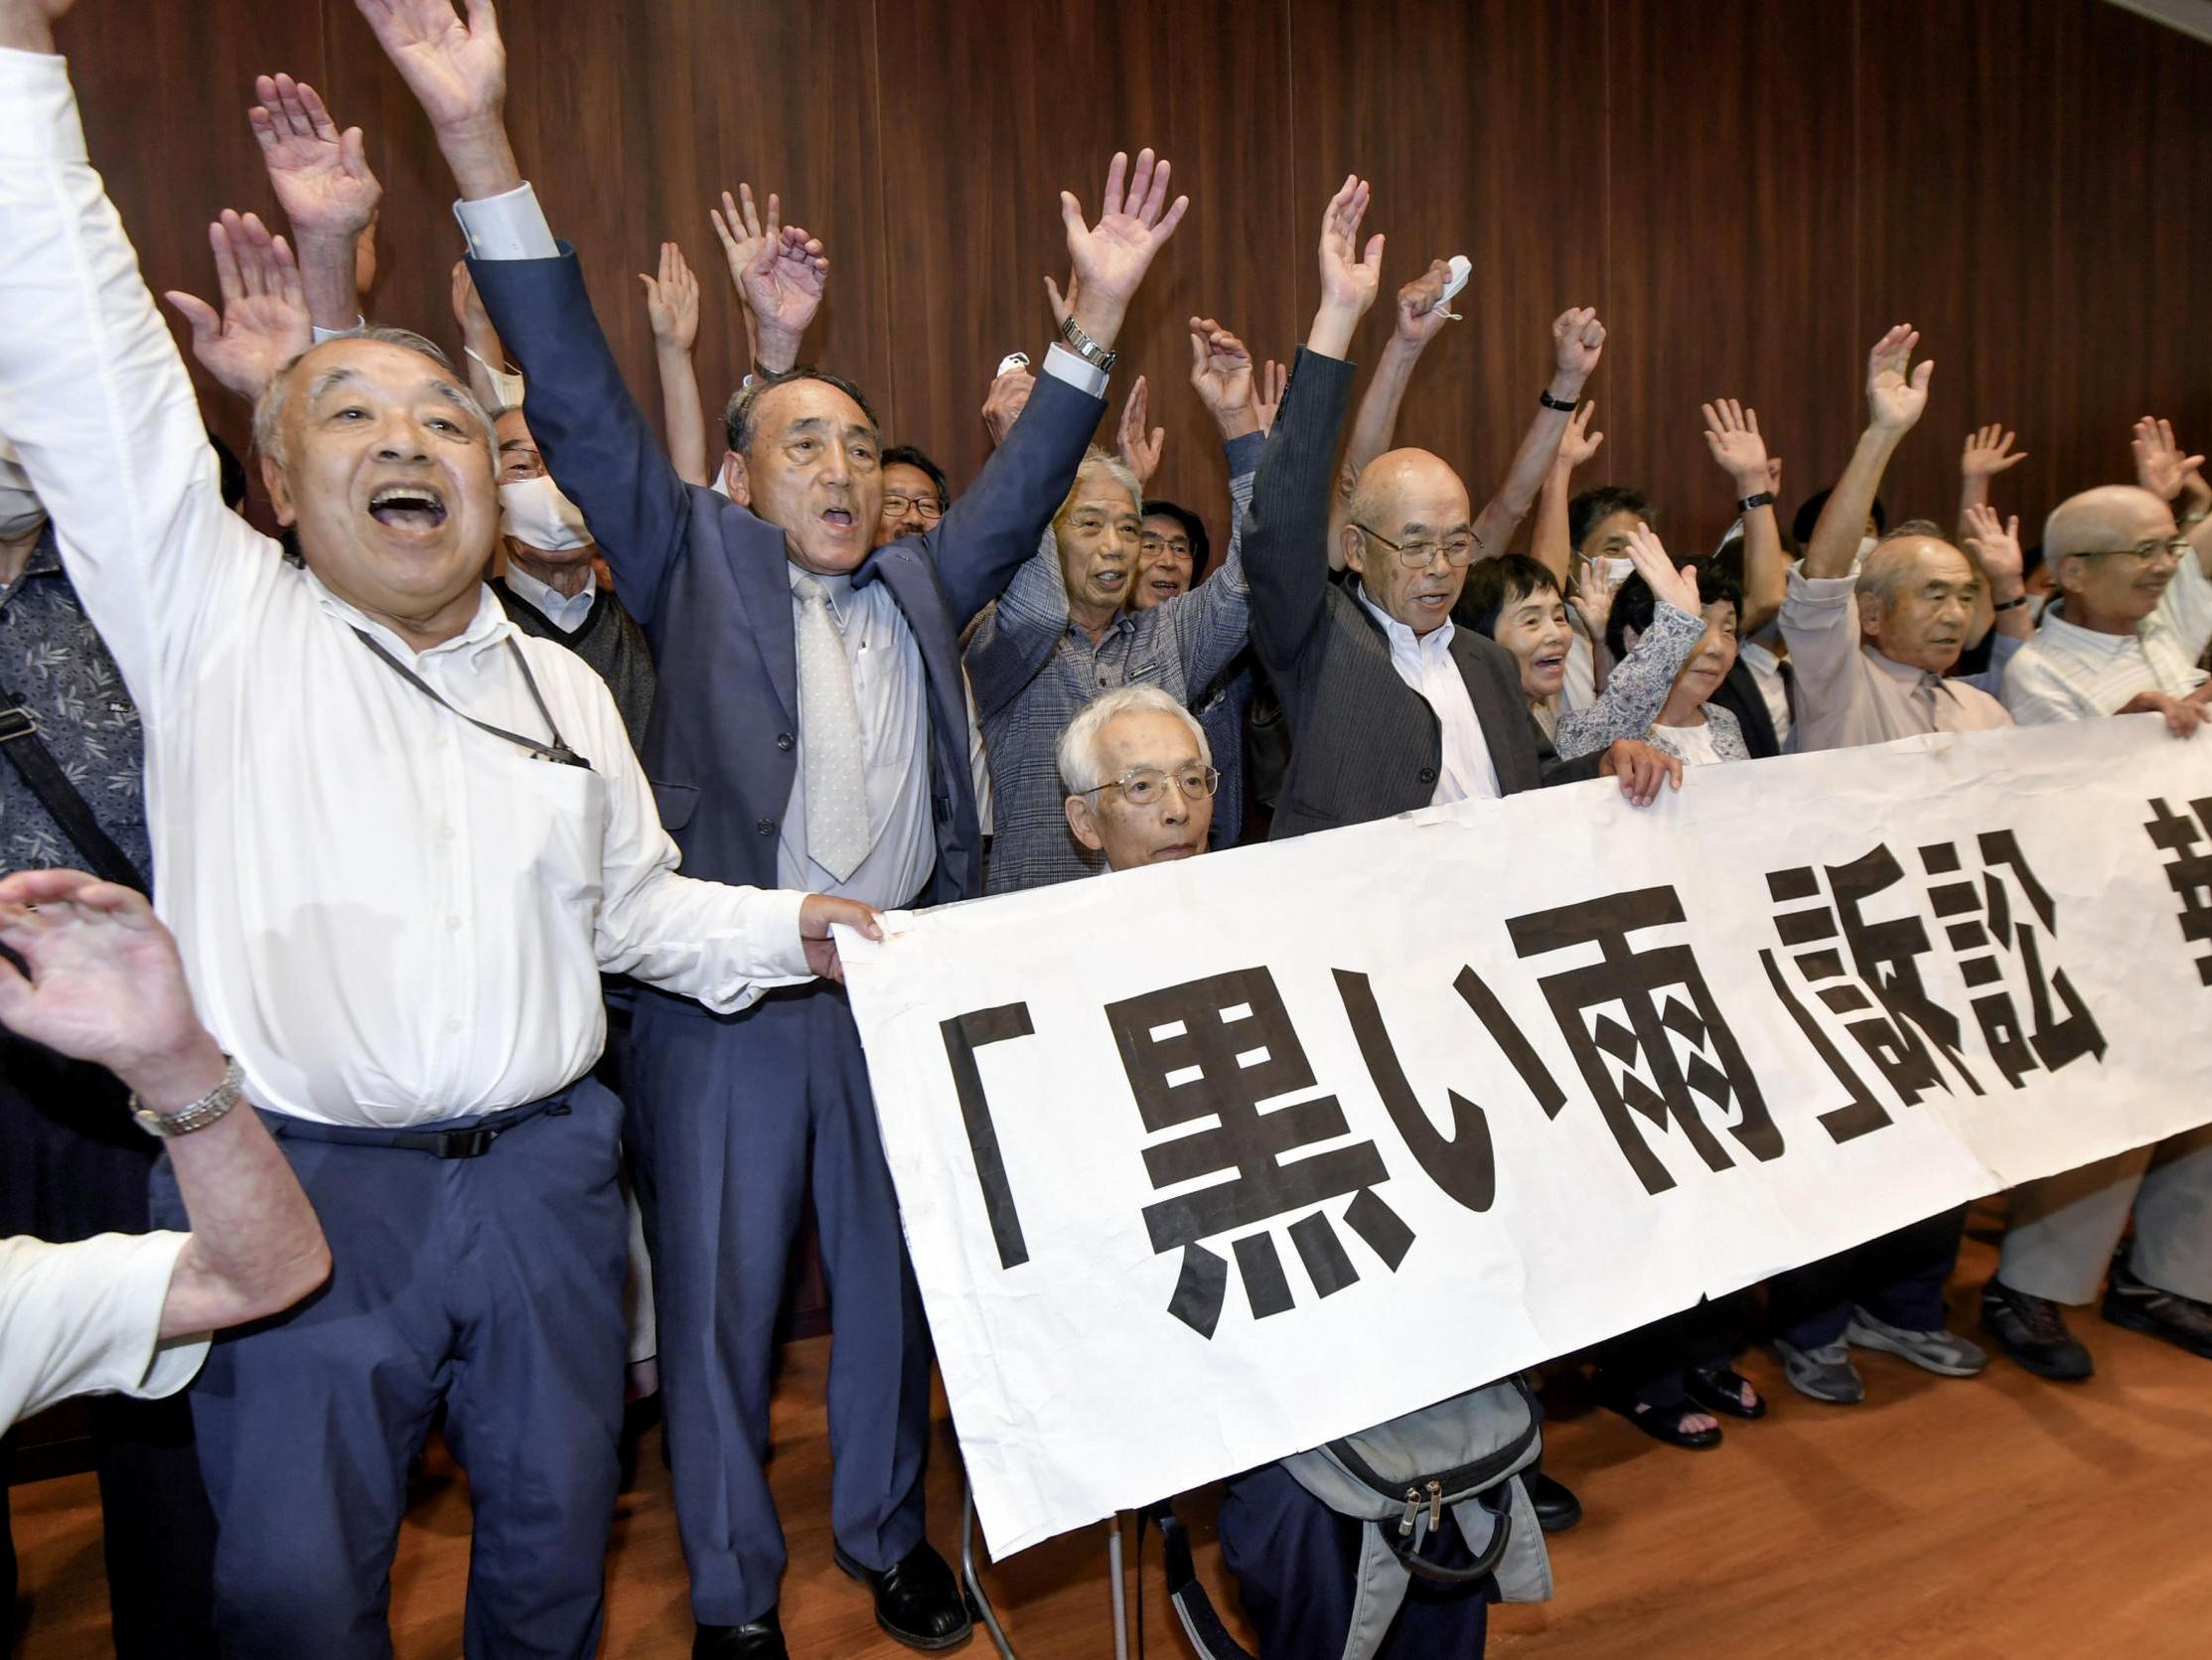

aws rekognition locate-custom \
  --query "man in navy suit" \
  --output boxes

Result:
[366,3,1188,1651]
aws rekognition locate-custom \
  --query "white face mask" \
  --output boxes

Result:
[499,474,592,552]
[1852,534,1879,574]
[1593,554,1635,586]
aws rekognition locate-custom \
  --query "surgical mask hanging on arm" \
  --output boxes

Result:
[0,436,49,543]
[499,474,593,552]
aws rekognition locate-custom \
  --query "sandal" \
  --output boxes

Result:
[1598,1392,1722,1450]
[1684,1364,1767,1421]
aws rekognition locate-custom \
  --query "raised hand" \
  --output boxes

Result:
[1187,317,1259,439]
[1961,422,2027,481]
[1317,175,1385,319]
[641,240,701,354]
[1551,306,1605,389]
[1865,323,1933,434]
[356,0,505,132]
[1396,259,1453,348]
[1623,522,1701,619]
[709,185,828,368]
[1700,398,1769,492]
[1569,554,1619,640]
[1558,398,1604,471]
[251,75,381,241]
[2132,416,2205,503]
[1058,148,1190,349]
[163,211,313,404]
[981,365,1035,449]
[1962,502,2024,590]
[1116,376,1165,489]
[1252,359,1288,435]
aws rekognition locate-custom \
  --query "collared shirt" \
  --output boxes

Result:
[1,1231,209,1430]
[0,527,149,876]
[777,562,936,910]
[0,48,811,1128]
[1779,568,2014,751]
[963,440,1259,890]
[1735,638,1797,752]
[500,559,597,634]
[2001,551,2212,725]
[1355,586,1499,806]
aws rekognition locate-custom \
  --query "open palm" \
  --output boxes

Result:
[251,75,381,239]
[1062,149,1189,305]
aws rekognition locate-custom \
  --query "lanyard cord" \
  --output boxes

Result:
[351,628,592,769]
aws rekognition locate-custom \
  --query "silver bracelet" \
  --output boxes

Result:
[130,1056,245,1139]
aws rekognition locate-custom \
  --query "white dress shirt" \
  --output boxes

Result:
[500,561,598,634]
[1779,568,2014,752]
[1355,586,1500,805]
[0,49,811,1128]
[2,1232,209,1431]
[1735,638,1797,752]
[2002,552,2212,725]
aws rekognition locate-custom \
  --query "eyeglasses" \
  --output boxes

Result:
[1353,523,1482,569]
[2073,537,2189,566]
[1079,764,1220,807]
[879,493,945,522]
[1138,534,1193,557]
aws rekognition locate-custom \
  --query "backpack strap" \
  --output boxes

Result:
[1143,1502,1256,1660]
[0,691,146,893]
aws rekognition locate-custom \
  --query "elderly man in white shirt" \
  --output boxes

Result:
[1766,326,2033,1408]
[0,7,875,1655]
[1977,480,2212,1380]
[0,868,328,1431]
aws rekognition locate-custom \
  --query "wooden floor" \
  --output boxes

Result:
[13,1214,2212,1658]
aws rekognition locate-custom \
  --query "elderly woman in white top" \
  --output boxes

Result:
[1604,564,1751,766]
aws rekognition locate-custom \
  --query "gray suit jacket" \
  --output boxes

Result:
[1245,349,1593,840]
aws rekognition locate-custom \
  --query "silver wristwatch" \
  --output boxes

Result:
[1057,314,1118,375]
[131,1057,245,1138]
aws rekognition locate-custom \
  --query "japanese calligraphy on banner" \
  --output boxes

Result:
[838,717,2212,1557]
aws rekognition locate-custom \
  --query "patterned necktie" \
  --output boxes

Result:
[793,576,869,882]
[1917,673,1949,728]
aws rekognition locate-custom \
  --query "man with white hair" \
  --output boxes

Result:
[1058,683,1218,870]
[1979,468,2212,1378]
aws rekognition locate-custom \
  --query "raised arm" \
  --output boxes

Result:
[0,869,330,1341]
[1554,525,1705,760]
[1162,317,1267,689]
[1702,398,1784,634]
[1327,257,1452,567]
[641,239,710,486]
[708,184,828,377]
[1115,375,1165,491]
[922,146,1186,627]
[448,259,520,409]
[249,74,380,335]
[1961,501,2033,651]
[163,211,314,404]
[1470,306,1606,556]
[1805,324,1931,580]
[2134,416,2212,575]
[0,17,275,713]
[1247,176,1380,680]
[1531,397,1602,586]
[363,0,694,626]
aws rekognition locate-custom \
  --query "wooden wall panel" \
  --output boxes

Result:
[1855,0,2064,539]
[1604,0,1864,555]
[873,0,1297,535]
[1287,0,1609,552]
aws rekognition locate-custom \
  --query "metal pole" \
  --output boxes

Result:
[1109,1513,1130,1660]
[960,1478,1017,1660]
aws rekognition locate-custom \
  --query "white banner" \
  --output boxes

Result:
[839,717,2212,1556]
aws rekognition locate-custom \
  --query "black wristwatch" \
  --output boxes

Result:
[1736,491,1776,514]
[1993,594,2029,612]
[1539,388,1576,412]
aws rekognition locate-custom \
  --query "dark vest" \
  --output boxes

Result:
[495,576,658,754]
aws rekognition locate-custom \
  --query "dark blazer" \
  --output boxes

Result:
[1710,658,1783,759]
[467,250,1105,907]
[1245,348,1593,839]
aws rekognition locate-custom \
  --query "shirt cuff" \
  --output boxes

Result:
[125,1233,212,1402]
[452,183,561,262]
[1223,430,1265,479]
[1041,342,1108,400]
[311,315,367,346]
[0,44,82,165]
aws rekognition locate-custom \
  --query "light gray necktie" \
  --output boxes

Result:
[794,575,869,881]
[1917,673,1950,729]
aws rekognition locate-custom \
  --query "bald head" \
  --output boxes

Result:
[1342,448,1474,636]
[2044,484,2184,633]
[2043,486,2170,565]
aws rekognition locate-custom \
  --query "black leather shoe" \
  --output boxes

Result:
[692,1608,788,1660]
[1526,1469,1582,1533]
[2102,1255,2212,1359]
[833,1542,973,1650]
[1981,1278,2094,1380]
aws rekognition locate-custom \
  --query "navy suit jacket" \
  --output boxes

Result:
[467,250,1105,912]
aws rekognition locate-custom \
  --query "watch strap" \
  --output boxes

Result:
[1058,315,1118,375]
[1539,388,1576,412]
[1737,491,1776,513]
[131,1057,245,1139]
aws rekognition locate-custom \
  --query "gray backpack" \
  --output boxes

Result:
[1152,1377,1553,1660]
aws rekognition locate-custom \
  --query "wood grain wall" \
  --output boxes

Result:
[56,0,2212,557]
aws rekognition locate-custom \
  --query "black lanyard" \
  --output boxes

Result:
[351,628,593,770]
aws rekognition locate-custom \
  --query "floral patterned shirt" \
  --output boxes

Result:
[0,528,150,878]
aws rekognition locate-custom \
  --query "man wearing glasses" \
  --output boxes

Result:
[876,446,951,544]
[1978,479,2212,1381]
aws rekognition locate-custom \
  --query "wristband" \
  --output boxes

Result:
[1736,491,1776,514]
[131,1056,245,1139]
[1992,594,2029,612]
[1539,388,1576,412]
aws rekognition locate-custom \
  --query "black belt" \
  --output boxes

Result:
[262,1096,570,1159]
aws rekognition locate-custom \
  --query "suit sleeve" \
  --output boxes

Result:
[465,248,691,635]
[1245,350,1359,702]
